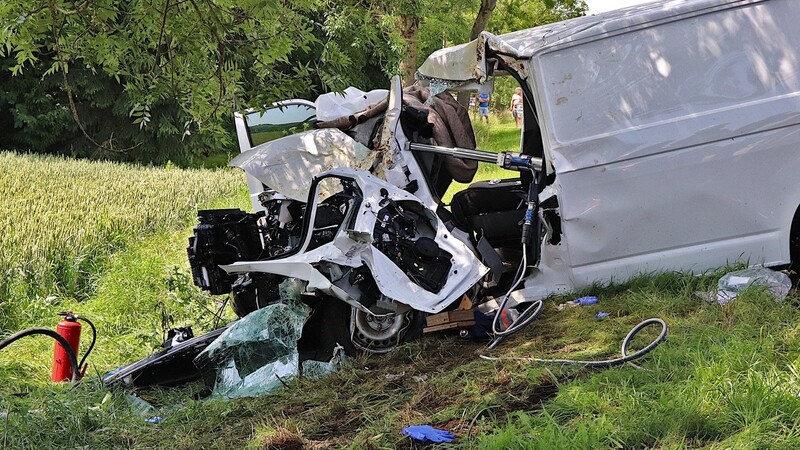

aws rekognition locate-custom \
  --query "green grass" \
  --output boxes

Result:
[5,270,800,449]
[4,121,800,449]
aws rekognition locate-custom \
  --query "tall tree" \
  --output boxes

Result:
[350,0,477,86]
[470,0,499,41]
[0,0,399,162]
[397,12,422,86]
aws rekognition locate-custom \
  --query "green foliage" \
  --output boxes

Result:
[416,1,481,59]
[490,0,587,33]
[0,57,234,163]
[314,1,409,85]
[163,265,224,332]
[0,0,401,162]
[0,0,586,164]
[417,0,587,63]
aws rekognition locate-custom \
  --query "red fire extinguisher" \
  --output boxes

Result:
[52,311,82,382]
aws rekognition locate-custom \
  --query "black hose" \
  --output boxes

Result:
[0,328,81,381]
[76,316,97,373]
[481,318,668,368]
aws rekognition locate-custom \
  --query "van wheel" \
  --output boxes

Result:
[350,308,425,354]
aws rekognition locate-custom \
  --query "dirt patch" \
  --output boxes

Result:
[505,381,559,411]
[303,409,365,441]
[257,428,305,450]
[280,402,309,416]
[259,333,574,447]
[395,439,450,449]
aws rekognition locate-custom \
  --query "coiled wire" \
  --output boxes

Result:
[481,318,668,367]
[489,243,545,349]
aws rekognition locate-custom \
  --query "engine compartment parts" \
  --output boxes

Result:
[220,169,488,318]
[372,196,453,293]
[187,209,265,295]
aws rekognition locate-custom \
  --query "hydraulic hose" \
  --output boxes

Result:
[488,241,548,350]
[484,164,668,366]
[481,318,668,367]
[488,167,543,349]
[76,316,97,374]
[0,328,81,381]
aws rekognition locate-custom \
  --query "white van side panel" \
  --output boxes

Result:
[540,1,800,151]
[557,127,798,283]
[532,0,800,283]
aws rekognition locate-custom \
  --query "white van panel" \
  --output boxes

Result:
[539,0,800,148]
[530,0,800,280]
[558,125,798,280]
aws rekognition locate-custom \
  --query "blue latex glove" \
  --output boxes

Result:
[574,296,598,306]
[402,425,456,443]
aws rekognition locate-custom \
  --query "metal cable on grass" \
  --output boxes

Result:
[481,318,668,367]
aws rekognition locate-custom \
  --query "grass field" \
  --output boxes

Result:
[0,153,245,333]
[3,122,800,449]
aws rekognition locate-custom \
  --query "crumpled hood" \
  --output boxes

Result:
[230,128,375,202]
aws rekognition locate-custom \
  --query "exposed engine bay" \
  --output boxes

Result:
[188,168,490,355]
[185,78,540,365]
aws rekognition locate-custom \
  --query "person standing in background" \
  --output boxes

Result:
[477,91,491,123]
[510,87,524,128]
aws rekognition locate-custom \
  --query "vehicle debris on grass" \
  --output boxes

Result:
[95,0,800,411]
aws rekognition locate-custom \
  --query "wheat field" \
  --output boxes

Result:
[0,151,244,331]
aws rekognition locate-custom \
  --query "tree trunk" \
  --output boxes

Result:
[457,0,498,106]
[398,14,421,87]
[469,0,498,41]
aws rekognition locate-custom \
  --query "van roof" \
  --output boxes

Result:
[417,0,752,82]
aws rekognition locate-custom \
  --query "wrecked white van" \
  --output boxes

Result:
[187,0,800,357]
